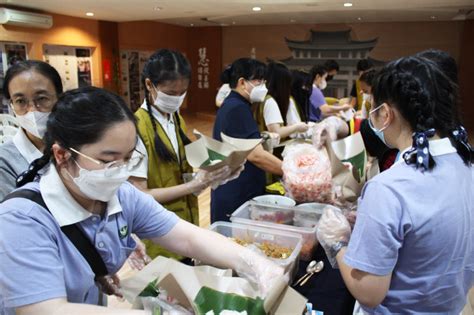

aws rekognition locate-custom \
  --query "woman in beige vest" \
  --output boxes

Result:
[129,49,237,260]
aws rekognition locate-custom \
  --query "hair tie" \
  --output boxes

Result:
[452,125,473,154]
[403,128,435,170]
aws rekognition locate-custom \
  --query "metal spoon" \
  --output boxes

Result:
[293,260,317,286]
[299,260,324,286]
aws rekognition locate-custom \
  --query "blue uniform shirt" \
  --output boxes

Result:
[211,91,265,222]
[0,164,179,314]
[345,138,474,314]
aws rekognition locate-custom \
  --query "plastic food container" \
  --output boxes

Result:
[293,203,341,228]
[209,221,302,281]
[251,195,296,207]
[231,201,318,261]
[249,201,295,225]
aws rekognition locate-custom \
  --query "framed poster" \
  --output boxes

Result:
[43,45,93,91]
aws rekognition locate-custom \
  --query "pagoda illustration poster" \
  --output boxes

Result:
[280,28,385,98]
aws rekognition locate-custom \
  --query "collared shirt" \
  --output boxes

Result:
[0,165,179,314]
[0,129,43,199]
[12,128,42,164]
[140,101,180,161]
[345,138,474,314]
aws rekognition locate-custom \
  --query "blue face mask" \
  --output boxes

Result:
[368,105,389,146]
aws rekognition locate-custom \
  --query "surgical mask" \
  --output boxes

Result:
[14,110,49,138]
[368,105,389,146]
[68,160,130,202]
[318,79,327,90]
[153,86,186,114]
[246,81,268,103]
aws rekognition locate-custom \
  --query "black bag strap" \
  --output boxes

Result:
[2,189,108,278]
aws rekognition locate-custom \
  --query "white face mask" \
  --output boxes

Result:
[14,110,49,138]
[318,79,327,90]
[246,81,268,103]
[68,160,130,202]
[153,86,186,114]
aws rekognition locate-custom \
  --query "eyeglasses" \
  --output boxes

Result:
[69,147,145,177]
[10,94,56,115]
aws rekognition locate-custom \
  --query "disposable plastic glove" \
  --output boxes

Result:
[261,131,281,152]
[185,165,232,194]
[312,116,346,149]
[127,234,152,270]
[235,248,287,298]
[316,207,351,268]
[213,163,245,189]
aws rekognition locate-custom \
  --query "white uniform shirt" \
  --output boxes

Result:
[12,128,42,163]
[286,98,301,126]
[263,97,284,127]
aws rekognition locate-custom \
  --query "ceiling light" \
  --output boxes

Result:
[357,17,362,21]
[86,12,94,17]
[190,23,194,26]
[343,2,353,7]
[290,19,296,23]
[154,6,162,11]
[232,21,236,25]
[252,6,262,12]
[430,15,436,19]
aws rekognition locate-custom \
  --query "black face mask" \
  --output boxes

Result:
[326,75,334,81]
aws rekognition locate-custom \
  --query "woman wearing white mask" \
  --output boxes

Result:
[308,64,351,122]
[0,60,62,199]
[211,58,283,223]
[129,49,238,260]
[0,87,284,315]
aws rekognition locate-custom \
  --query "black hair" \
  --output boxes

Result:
[290,70,312,122]
[415,49,458,84]
[3,60,63,99]
[309,64,327,84]
[223,58,266,89]
[265,62,292,124]
[220,65,231,84]
[17,86,136,187]
[141,49,192,163]
[359,69,377,87]
[324,59,340,72]
[372,56,472,169]
[356,59,373,73]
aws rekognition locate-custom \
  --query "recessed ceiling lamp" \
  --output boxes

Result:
[343,2,353,7]
[154,6,162,11]
[430,15,436,19]
[86,12,94,17]
[290,19,296,23]
[252,6,262,12]
[357,17,362,21]
[190,23,194,26]
[232,21,236,25]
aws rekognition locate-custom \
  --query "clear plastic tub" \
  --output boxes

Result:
[249,201,295,225]
[231,201,319,261]
[209,221,302,281]
[293,203,341,228]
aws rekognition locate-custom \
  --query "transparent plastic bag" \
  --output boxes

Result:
[282,144,334,203]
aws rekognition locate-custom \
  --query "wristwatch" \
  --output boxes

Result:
[329,241,348,258]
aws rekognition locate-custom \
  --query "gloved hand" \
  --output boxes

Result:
[294,122,309,133]
[261,131,281,152]
[316,207,351,268]
[127,234,152,270]
[212,163,245,189]
[97,274,122,298]
[185,166,232,194]
[235,248,287,298]
[312,116,346,149]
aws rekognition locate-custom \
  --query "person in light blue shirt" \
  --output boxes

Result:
[317,56,473,314]
[0,87,284,315]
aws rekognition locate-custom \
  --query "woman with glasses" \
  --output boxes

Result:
[129,49,239,260]
[0,60,62,199]
[211,58,284,223]
[0,86,284,315]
